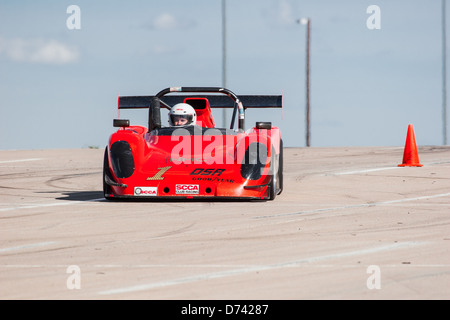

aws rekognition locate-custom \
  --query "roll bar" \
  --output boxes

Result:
[149,87,245,132]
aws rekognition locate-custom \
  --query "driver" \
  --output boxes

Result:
[168,103,197,127]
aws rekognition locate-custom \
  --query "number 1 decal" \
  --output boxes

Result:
[146,166,172,180]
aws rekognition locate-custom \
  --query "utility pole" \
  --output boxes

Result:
[443,0,448,145]
[222,0,227,128]
[297,18,311,147]
[305,18,311,147]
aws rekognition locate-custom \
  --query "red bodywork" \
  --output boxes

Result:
[103,87,283,200]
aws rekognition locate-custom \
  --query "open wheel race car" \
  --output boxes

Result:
[103,87,283,200]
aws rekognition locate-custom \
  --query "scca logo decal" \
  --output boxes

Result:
[134,187,157,196]
[176,184,199,191]
[190,168,225,176]
[175,184,199,194]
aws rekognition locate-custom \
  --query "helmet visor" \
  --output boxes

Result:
[170,114,193,126]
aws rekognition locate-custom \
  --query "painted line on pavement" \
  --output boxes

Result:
[332,160,450,176]
[256,192,450,219]
[0,241,56,253]
[0,198,105,212]
[0,158,43,164]
[334,167,399,175]
[97,241,423,296]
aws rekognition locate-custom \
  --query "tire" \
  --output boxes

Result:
[103,147,114,200]
[268,139,283,200]
[277,139,283,195]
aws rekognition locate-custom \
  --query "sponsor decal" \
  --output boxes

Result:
[192,177,235,183]
[176,184,199,195]
[190,168,225,176]
[134,187,157,196]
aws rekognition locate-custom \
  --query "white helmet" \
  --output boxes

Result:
[168,103,197,126]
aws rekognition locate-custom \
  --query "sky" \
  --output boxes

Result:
[0,0,448,150]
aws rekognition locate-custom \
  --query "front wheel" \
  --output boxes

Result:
[103,147,114,200]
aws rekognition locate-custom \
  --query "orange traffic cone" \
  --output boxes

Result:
[398,124,423,167]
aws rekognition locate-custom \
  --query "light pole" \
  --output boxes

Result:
[297,18,311,147]
[443,0,447,145]
[222,0,227,128]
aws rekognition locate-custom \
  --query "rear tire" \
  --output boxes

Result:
[268,139,283,200]
[277,139,283,195]
[268,162,277,200]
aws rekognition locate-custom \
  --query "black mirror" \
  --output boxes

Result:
[256,122,272,129]
[113,119,130,127]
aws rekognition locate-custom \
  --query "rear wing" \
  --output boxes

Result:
[118,95,282,110]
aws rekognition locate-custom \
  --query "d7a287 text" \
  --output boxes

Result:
[225,304,268,315]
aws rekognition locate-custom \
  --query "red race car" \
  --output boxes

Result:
[103,87,283,200]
